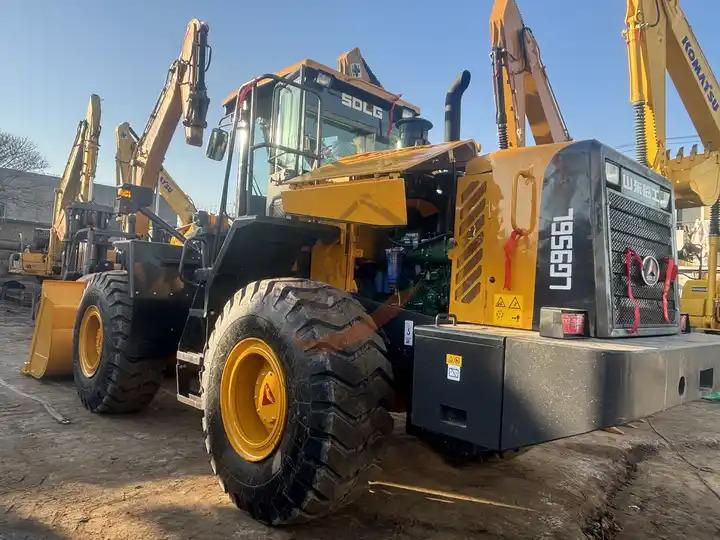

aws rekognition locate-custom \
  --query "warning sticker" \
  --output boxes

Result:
[493,293,524,328]
[446,354,462,382]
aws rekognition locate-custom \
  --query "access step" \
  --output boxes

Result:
[176,349,203,410]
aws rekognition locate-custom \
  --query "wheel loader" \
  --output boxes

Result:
[24,20,720,530]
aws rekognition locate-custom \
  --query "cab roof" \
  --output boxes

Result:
[222,57,421,114]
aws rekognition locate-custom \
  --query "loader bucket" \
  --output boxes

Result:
[22,280,87,378]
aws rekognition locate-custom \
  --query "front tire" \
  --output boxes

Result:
[72,271,163,413]
[202,279,394,525]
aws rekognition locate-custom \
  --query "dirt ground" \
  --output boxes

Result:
[1,301,720,539]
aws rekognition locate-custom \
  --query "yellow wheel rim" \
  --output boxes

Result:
[220,337,287,462]
[79,306,103,378]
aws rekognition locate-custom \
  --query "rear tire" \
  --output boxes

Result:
[72,271,163,413]
[202,278,394,525]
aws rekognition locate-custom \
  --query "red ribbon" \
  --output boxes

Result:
[386,93,403,138]
[662,257,678,323]
[624,248,643,334]
[503,229,526,290]
[235,77,262,115]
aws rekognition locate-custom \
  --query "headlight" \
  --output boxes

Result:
[605,160,620,186]
[315,72,333,88]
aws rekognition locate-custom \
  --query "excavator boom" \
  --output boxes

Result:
[115,122,197,227]
[489,0,570,148]
[128,18,209,236]
[46,94,101,272]
[625,0,720,207]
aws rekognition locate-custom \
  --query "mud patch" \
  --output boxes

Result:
[583,443,658,539]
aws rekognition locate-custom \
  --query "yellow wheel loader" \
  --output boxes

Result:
[25,3,720,527]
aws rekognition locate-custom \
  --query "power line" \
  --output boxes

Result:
[615,135,702,151]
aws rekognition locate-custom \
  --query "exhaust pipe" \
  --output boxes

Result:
[444,70,471,142]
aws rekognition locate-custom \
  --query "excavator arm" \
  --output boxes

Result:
[115,122,197,227]
[489,0,570,149]
[128,18,209,236]
[625,0,720,207]
[46,94,101,271]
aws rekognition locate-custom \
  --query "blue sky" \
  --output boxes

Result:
[1,0,716,211]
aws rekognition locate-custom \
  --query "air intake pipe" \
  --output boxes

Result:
[396,117,433,148]
[444,70,471,142]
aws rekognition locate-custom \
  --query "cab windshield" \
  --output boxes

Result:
[314,117,392,164]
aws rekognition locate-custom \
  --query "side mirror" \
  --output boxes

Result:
[206,128,229,161]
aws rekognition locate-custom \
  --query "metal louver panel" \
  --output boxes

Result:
[454,180,487,304]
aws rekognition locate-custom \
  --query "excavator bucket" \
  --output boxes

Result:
[22,280,87,378]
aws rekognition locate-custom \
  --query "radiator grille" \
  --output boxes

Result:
[607,190,675,329]
[454,180,486,304]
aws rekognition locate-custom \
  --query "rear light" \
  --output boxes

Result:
[680,313,691,333]
[561,313,586,335]
[539,307,589,339]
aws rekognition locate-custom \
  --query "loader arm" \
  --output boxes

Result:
[128,18,209,235]
[489,0,570,149]
[115,122,197,227]
[46,94,101,272]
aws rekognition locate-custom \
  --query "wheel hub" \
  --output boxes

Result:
[255,369,281,429]
[78,305,103,378]
[220,338,287,462]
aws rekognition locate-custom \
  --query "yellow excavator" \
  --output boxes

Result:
[625,0,720,329]
[9,94,104,278]
[11,87,203,281]
[489,0,571,149]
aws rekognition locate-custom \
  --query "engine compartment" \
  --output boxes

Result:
[355,170,456,316]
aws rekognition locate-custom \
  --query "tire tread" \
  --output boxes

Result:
[74,271,162,413]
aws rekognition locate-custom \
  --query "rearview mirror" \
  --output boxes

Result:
[206,128,229,161]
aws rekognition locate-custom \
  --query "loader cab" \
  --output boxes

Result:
[215,58,420,217]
